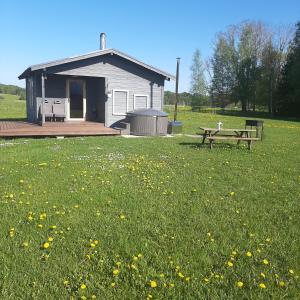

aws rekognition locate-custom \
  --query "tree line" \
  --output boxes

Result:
[166,20,300,117]
[0,83,26,100]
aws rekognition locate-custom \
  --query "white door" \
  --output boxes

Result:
[67,79,86,121]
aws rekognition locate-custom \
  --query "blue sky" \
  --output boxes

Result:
[1,0,299,92]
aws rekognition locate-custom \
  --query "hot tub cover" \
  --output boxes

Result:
[127,108,168,117]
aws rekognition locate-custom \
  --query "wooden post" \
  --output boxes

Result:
[174,57,180,122]
[41,72,45,124]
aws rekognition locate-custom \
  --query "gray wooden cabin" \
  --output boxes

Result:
[19,40,175,128]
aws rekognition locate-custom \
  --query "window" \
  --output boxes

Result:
[112,89,129,115]
[133,94,149,110]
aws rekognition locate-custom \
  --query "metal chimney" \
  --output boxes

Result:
[100,33,106,50]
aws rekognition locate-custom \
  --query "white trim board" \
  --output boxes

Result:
[112,89,129,116]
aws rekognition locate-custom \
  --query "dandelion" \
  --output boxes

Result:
[48,237,54,242]
[43,242,50,249]
[119,214,126,220]
[246,251,252,257]
[113,269,120,276]
[116,261,121,267]
[279,281,285,287]
[260,272,266,278]
[227,261,233,267]
[22,241,29,247]
[159,273,165,278]
[80,283,87,289]
[259,283,266,289]
[236,281,244,288]
[49,225,57,230]
[178,272,184,278]
[262,259,269,265]
[111,282,116,287]
[149,280,157,288]
[63,280,69,286]
[229,191,235,196]
[185,277,190,281]
[37,224,43,228]
[91,295,96,299]
[19,179,24,184]
[133,256,138,261]
[90,243,96,248]
[289,269,294,275]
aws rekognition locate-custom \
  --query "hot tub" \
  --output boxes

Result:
[127,109,168,136]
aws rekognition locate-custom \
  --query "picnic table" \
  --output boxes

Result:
[199,127,259,150]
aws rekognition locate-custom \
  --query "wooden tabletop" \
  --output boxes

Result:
[200,127,256,132]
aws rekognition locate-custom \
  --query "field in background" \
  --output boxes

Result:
[0,94,26,119]
[0,97,300,299]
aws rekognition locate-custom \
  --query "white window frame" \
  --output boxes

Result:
[133,94,149,110]
[112,89,129,116]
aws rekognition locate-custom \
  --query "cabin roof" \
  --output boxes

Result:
[18,48,175,80]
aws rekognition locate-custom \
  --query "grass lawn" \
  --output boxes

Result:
[0,94,26,119]
[0,100,300,299]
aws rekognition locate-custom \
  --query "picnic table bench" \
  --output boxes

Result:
[199,127,259,150]
[207,136,260,150]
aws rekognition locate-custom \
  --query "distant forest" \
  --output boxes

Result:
[0,83,25,100]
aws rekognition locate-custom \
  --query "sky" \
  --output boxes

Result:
[1,0,299,92]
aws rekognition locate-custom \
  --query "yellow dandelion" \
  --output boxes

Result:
[260,272,266,278]
[229,191,235,196]
[149,280,157,288]
[289,269,294,275]
[48,237,54,242]
[246,251,252,257]
[43,242,50,249]
[19,179,24,184]
[185,277,190,281]
[22,241,29,247]
[236,281,244,288]
[204,278,209,283]
[90,243,96,248]
[178,272,184,278]
[133,256,138,261]
[227,261,233,267]
[113,269,120,276]
[169,283,175,287]
[119,214,126,220]
[111,282,116,287]
[37,224,43,228]
[63,280,69,286]
[259,283,266,289]
[137,253,143,258]
[115,261,121,267]
[80,283,87,289]
[159,273,165,278]
[262,259,269,265]
[279,281,285,287]
[91,295,97,299]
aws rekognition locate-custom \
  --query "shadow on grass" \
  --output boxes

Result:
[179,141,238,150]
[216,110,300,122]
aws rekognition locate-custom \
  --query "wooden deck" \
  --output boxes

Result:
[0,120,120,137]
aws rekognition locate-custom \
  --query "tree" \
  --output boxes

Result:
[276,22,300,117]
[210,29,238,108]
[190,49,206,95]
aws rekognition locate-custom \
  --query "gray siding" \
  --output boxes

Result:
[48,55,165,127]
[26,54,166,126]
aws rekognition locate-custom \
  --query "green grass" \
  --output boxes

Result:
[0,105,300,299]
[0,93,26,119]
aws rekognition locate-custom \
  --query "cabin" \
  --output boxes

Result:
[18,34,175,129]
